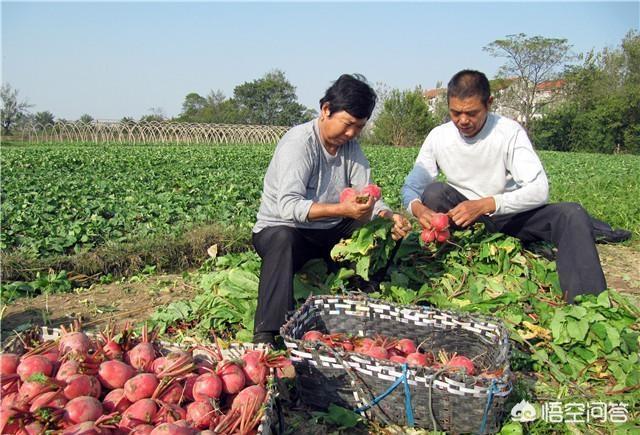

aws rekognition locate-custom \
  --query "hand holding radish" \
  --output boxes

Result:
[447,197,496,228]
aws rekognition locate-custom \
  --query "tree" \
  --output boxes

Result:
[1,83,32,135]
[79,114,94,124]
[139,107,166,123]
[371,88,437,147]
[34,111,55,127]
[530,31,640,154]
[233,70,314,126]
[484,34,573,130]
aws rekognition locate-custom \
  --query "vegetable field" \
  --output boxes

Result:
[1,143,639,434]
[2,144,639,260]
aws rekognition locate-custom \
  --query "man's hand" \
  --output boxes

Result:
[447,197,496,228]
[341,195,375,221]
[411,201,436,230]
[379,212,412,240]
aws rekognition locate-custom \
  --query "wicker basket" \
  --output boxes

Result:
[3,326,281,435]
[280,295,512,434]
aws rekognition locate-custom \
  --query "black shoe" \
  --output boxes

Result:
[594,228,632,244]
[252,331,276,346]
[524,241,557,261]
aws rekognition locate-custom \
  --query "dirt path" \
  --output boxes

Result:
[2,245,638,337]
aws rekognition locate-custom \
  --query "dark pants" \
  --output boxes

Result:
[423,182,607,302]
[252,219,363,334]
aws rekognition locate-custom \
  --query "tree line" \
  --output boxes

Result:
[2,32,638,154]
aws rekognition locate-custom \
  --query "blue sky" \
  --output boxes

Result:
[2,1,638,120]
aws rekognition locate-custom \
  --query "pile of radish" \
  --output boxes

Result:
[0,322,291,434]
[301,330,477,376]
[420,212,451,244]
[339,184,382,204]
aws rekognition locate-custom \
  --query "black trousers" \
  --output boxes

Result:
[252,219,363,334]
[422,182,607,302]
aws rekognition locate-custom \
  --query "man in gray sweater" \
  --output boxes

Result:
[253,74,411,345]
[402,69,629,303]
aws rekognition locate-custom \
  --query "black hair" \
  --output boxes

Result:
[447,70,491,106]
[319,74,377,120]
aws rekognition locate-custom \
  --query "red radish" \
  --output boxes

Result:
[98,359,135,389]
[22,421,44,435]
[406,352,430,367]
[150,423,194,435]
[1,392,18,410]
[241,350,268,386]
[421,228,436,244]
[182,373,198,401]
[154,402,186,424]
[0,408,21,433]
[339,187,357,203]
[42,349,60,366]
[354,337,375,353]
[61,421,102,435]
[64,374,101,399]
[103,388,131,413]
[64,396,103,424]
[186,401,214,429]
[56,361,81,382]
[100,322,123,360]
[365,346,388,360]
[16,355,53,381]
[390,355,407,364]
[59,331,92,357]
[121,398,157,428]
[192,372,222,401]
[217,362,245,395]
[430,213,450,231]
[130,425,155,434]
[361,184,382,201]
[157,382,184,405]
[151,357,168,375]
[124,373,159,402]
[395,339,417,355]
[125,324,157,372]
[0,353,19,376]
[17,378,55,403]
[302,330,324,341]
[29,390,67,412]
[436,229,450,243]
[231,385,267,410]
[447,355,475,375]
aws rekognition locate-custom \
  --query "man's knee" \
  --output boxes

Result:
[555,202,591,229]
[422,182,453,211]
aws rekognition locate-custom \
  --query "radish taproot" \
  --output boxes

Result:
[64,396,103,424]
[231,385,267,411]
[447,355,475,375]
[430,213,450,231]
[0,353,19,376]
[64,374,102,399]
[217,362,245,395]
[103,388,132,413]
[361,184,382,201]
[16,355,53,381]
[186,401,215,429]
[339,187,357,203]
[192,372,222,401]
[124,373,159,402]
[98,359,135,389]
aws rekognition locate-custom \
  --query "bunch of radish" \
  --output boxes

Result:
[0,321,291,434]
[301,330,477,375]
[339,184,382,204]
[420,212,451,244]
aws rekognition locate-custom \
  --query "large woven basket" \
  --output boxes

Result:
[3,326,281,435]
[281,295,512,434]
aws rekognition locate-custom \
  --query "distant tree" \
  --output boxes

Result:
[139,107,166,123]
[181,93,208,119]
[233,70,314,126]
[79,114,94,124]
[1,83,32,135]
[120,116,136,124]
[484,34,573,130]
[371,88,437,147]
[531,31,640,154]
[34,111,55,126]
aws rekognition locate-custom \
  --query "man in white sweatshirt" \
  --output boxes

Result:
[402,69,606,303]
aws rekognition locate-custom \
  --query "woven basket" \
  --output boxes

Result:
[3,326,281,435]
[280,295,512,434]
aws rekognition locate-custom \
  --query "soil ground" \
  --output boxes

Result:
[2,245,638,337]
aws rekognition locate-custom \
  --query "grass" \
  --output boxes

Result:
[1,143,638,282]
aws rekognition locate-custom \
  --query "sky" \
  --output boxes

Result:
[1,1,638,121]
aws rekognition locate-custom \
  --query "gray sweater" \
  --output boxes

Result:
[253,119,390,233]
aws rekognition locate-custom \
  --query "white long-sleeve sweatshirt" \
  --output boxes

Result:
[401,113,549,216]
